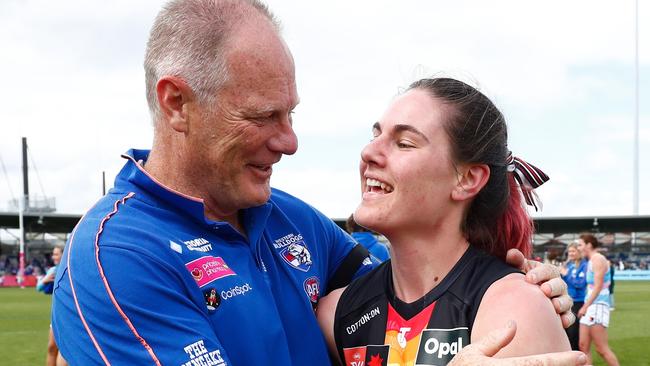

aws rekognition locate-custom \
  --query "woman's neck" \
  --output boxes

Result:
[387,229,469,303]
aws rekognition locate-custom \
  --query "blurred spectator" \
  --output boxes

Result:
[609,260,615,310]
[560,241,587,351]
[37,246,67,366]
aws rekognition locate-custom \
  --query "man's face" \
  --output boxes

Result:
[184,22,299,219]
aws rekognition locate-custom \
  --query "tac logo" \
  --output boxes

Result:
[303,276,320,305]
[280,242,312,272]
[415,327,469,365]
[203,287,221,311]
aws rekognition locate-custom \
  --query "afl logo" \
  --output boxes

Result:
[280,242,313,272]
[303,276,320,305]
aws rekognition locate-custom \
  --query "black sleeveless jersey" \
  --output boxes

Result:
[333,246,519,366]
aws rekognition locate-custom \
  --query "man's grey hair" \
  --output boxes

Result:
[144,0,279,120]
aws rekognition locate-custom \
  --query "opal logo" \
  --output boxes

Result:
[415,327,468,365]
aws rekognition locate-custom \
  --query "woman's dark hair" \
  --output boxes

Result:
[580,233,600,249]
[408,78,532,260]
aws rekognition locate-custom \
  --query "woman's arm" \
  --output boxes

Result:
[471,273,571,357]
[316,287,345,364]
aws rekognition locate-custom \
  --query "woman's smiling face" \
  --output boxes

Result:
[354,88,459,236]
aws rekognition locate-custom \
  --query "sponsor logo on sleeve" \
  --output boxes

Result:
[185,256,236,288]
[415,327,469,365]
[181,339,227,366]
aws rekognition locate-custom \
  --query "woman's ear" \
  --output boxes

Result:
[451,164,490,201]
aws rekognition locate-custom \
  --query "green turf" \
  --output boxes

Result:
[1,282,649,364]
[0,287,52,365]
[590,281,650,366]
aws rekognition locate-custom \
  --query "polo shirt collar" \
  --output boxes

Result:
[116,149,272,240]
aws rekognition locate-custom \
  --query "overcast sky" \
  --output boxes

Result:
[0,0,648,220]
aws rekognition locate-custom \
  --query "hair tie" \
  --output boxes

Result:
[506,151,549,211]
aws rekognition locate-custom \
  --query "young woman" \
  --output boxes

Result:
[561,241,588,350]
[318,78,572,365]
[577,234,619,365]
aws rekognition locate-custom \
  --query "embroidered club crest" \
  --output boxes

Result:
[280,242,312,272]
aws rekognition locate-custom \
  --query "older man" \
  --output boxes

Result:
[52,1,580,365]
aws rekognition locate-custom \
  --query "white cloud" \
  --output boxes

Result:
[0,0,648,219]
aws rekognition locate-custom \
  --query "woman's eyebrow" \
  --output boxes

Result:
[393,123,430,143]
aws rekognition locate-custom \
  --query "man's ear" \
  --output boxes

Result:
[451,164,490,201]
[156,76,194,133]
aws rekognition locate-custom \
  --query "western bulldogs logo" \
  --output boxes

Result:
[280,242,312,272]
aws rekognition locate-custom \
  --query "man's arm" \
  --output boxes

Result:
[316,287,345,363]
[450,322,587,366]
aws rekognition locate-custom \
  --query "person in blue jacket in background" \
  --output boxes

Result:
[346,214,390,262]
[561,241,588,350]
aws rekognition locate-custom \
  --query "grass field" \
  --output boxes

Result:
[1,281,649,365]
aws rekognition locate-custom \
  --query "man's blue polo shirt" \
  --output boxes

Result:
[52,149,373,365]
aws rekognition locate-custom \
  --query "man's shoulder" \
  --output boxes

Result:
[71,191,174,253]
[270,187,308,206]
[269,187,324,219]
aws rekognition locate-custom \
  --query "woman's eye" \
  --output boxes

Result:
[397,141,414,148]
